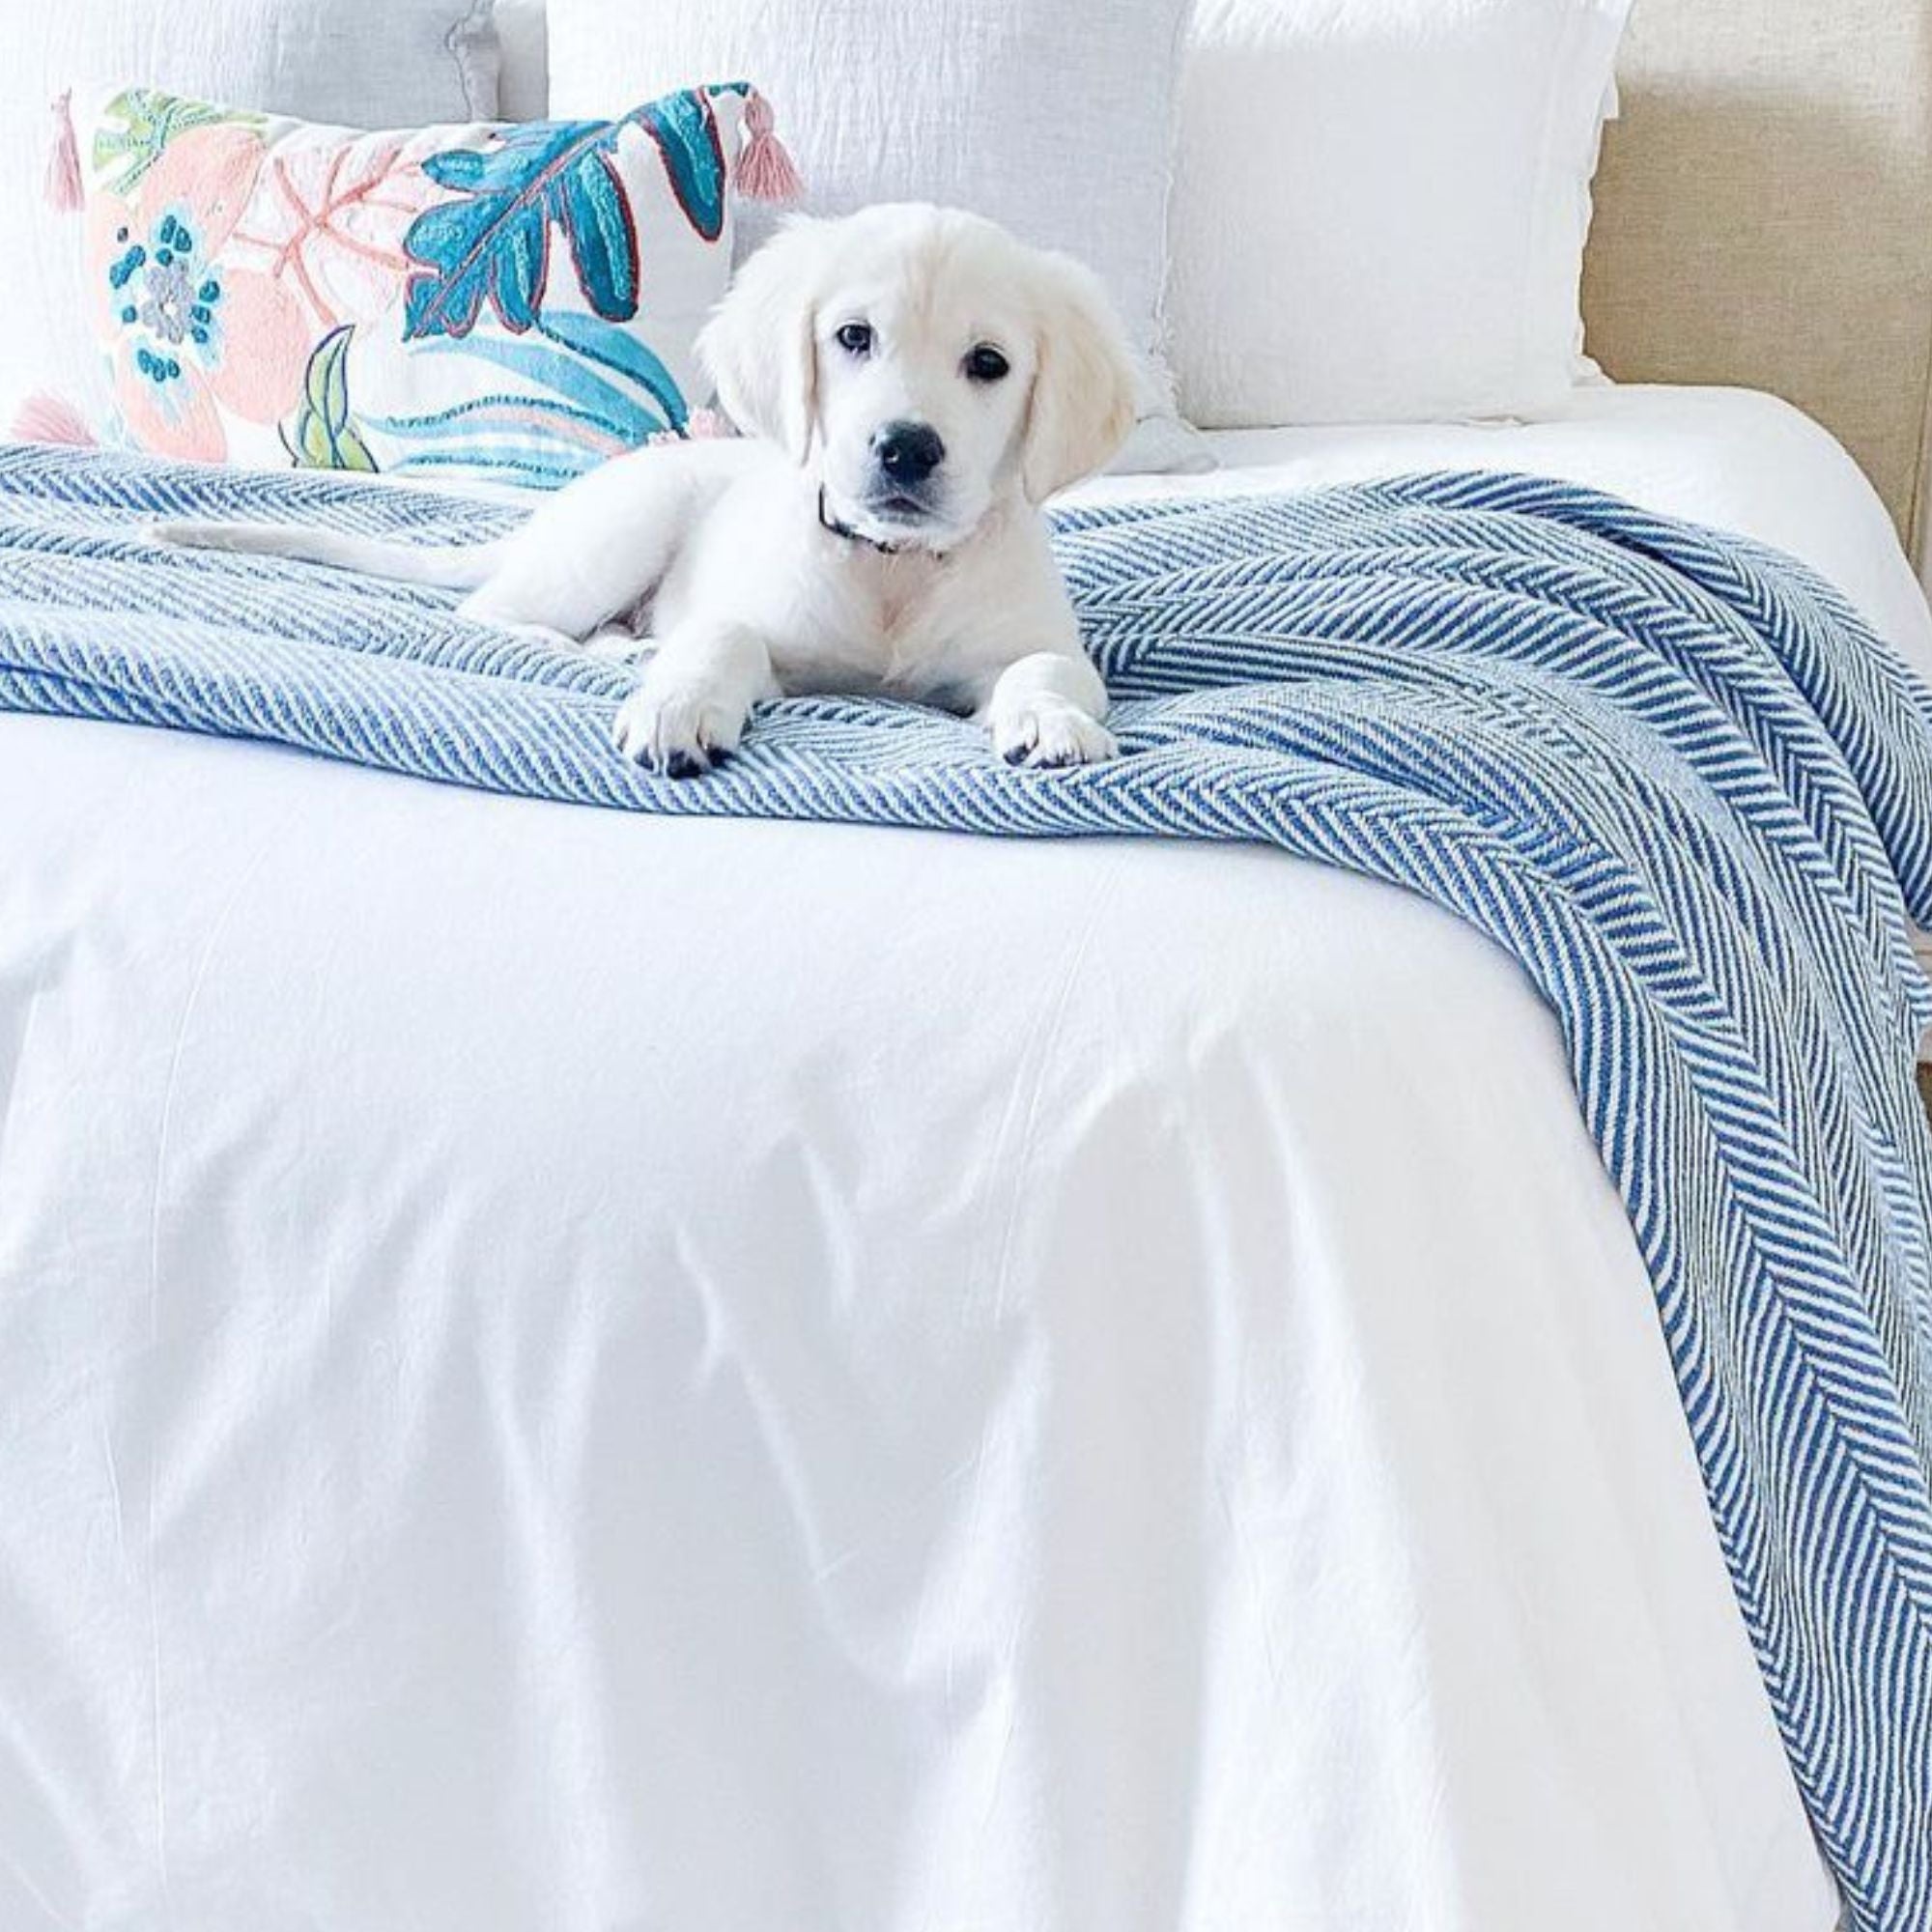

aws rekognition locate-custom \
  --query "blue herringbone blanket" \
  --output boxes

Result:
[3,443,1931,1926]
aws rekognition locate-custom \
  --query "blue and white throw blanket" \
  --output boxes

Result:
[3,444,1931,1927]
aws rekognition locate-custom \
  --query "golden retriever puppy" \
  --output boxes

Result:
[158,204,1139,776]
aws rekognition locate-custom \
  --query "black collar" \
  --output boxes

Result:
[817,487,944,559]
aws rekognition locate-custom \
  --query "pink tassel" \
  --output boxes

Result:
[11,392,96,447]
[43,91,83,213]
[735,89,802,204]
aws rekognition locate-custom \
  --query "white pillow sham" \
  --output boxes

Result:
[544,0,1211,473]
[493,0,553,124]
[1,0,499,433]
[1166,0,1630,428]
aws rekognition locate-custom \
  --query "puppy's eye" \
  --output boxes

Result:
[964,344,1010,384]
[836,321,873,357]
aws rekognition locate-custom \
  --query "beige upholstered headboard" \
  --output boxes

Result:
[1580,1,1932,550]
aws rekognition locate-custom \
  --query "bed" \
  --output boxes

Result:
[4,380,1925,1932]
[3,0,1931,1922]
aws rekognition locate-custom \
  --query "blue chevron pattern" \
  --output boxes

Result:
[1,444,1930,1929]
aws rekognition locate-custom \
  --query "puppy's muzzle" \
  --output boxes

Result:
[868,419,947,517]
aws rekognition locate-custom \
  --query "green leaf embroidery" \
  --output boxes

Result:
[92,87,265,195]
[281,327,380,473]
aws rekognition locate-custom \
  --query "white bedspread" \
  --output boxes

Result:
[1,384,1899,1932]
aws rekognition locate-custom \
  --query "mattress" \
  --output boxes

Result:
[0,384,1899,1932]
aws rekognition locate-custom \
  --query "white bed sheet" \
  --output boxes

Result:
[0,384,1899,1932]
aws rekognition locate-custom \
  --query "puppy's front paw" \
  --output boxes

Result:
[611,668,749,777]
[991,701,1118,770]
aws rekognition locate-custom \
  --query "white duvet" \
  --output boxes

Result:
[0,385,1908,1932]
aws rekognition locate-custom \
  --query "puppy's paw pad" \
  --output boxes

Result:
[611,679,746,777]
[992,706,1117,770]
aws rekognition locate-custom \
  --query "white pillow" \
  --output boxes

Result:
[1,0,499,432]
[493,0,553,123]
[1166,0,1630,428]
[544,0,1209,472]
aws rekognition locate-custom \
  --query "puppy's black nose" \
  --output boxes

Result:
[872,420,946,484]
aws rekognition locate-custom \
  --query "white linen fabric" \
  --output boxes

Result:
[0,0,499,436]
[542,0,1208,474]
[0,385,1897,1932]
[1165,0,1629,428]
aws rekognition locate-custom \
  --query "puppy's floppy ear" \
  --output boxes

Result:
[1021,253,1140,503]
[696,214,827,464]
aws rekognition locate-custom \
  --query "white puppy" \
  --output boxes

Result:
[160,203,1139,776]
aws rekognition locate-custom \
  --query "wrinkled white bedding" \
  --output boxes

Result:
[0,384,1902,1932]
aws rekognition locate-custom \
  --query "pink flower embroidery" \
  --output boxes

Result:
[644,407,737,447]
[89,125,308,464]
[225,134,440,332]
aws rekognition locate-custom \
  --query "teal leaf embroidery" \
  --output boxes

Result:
[536,311,688,431]
[635,90,730,242]
[281,327,379,472]
[368,314,689,486]
[403,119,641,341]
[400,87,739,344]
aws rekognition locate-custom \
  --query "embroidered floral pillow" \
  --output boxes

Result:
[75,83,794,487]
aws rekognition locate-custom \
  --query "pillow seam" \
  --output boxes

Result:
[1518,0,1630,414]
[445,0,502,120]
[1145,0,1197,415]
